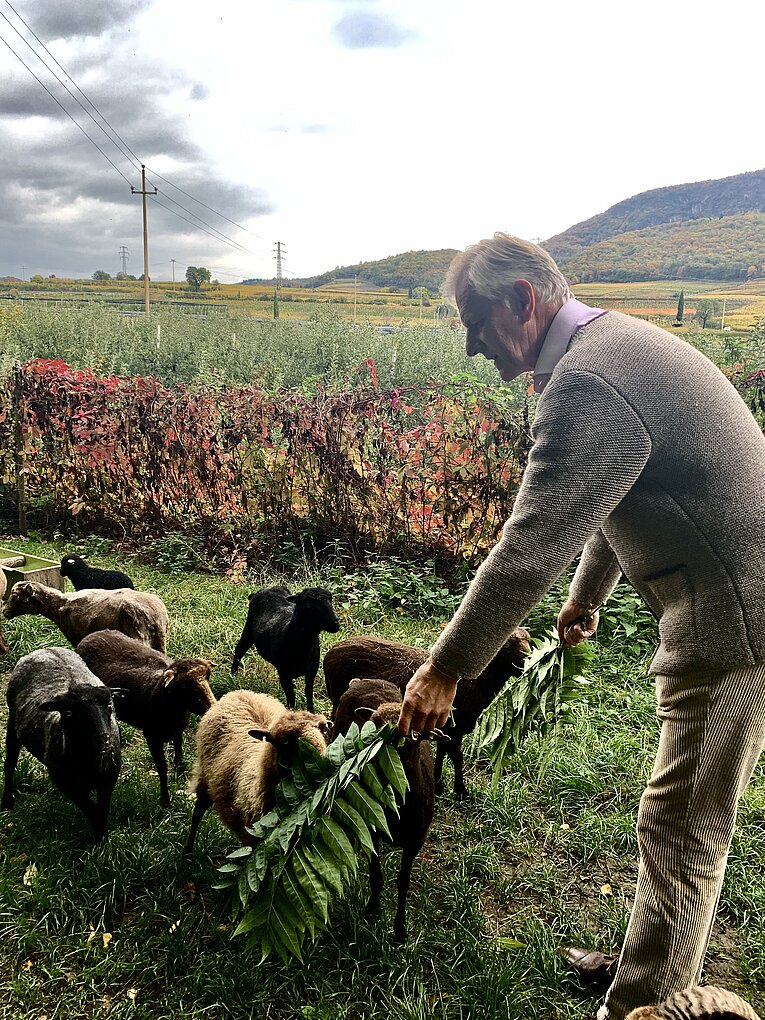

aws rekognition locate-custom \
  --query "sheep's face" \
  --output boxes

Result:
[60,555,85,577]
[164,660,216,715]
[4,581,41,618]
[293,588,340,634]
[267,711,332,756]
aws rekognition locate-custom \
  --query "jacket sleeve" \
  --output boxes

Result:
[430,370,651,678]
[569,530,622,609]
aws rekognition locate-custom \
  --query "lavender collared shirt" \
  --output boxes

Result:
[533,298,607,393]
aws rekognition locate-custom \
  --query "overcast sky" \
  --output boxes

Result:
[1,0,763,283]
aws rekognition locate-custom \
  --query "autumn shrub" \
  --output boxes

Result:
[0,359,531,566]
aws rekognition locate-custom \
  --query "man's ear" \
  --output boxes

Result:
[512,279,536,323]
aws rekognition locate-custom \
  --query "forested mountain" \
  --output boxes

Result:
[244,249,459,293]
[545,168,765,262]
[561,212,765,283]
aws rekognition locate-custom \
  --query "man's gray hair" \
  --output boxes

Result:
[443,232,572,308]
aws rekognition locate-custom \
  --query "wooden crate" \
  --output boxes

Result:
[0,547,64,599]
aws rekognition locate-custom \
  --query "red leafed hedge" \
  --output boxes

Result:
[0,359,530,562]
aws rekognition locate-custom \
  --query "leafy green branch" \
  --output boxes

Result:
[472,628,594,782]
[214,721,408,962]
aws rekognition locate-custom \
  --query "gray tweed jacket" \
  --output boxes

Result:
[431,311,765,677]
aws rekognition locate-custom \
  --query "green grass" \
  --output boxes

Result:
[1,536,764,1018]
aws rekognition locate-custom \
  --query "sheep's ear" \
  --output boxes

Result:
[163,668,177,687]
[354,707,376,721]
[248,728,271,743]
[40,696,68,712]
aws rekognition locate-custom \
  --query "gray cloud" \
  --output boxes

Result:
[15,0,153,42]
[0,3,275,280]
[332,11,416,49]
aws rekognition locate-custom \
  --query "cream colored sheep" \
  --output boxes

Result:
[184,690,331,854]
[625,984,761,1019]
[4,581,169,651]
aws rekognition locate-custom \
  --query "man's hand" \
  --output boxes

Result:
[397,660,458,735]
[557,597,600,647]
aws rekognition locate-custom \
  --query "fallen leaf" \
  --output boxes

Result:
[102,932,112,949]
[169,919,180,933]
[22,960,33,971]
[126,989,137,1001]
[87,927,96,945]
[600,883,613,897]
[22,863,38,887]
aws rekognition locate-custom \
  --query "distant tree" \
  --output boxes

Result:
[186,266,211,291]
[694,298,721,329]
[48,274,56,279]
[211,279,219,287]
[92,270,111,281]
[116,272,137,281]
[675,290,685,323]
[31,274,43,283]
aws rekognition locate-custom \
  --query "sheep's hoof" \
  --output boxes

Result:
[392,925,407,944]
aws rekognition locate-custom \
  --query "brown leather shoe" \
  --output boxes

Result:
[561,946,620,994]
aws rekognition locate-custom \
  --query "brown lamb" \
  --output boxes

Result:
[75,630,215,806]
[332,677,445,942]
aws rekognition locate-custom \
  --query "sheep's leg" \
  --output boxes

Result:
[68,787,109,841]
[367,833,383,914]
[231,631,255,675]
[184,787,212,856]
[1,725,21,809]
[304,668,316,713]
[172,732,186,775]
[146,735,171,807]
[451,739,468,800]
[393,841,421,943]
[434,742,447,796]
[279,673,297,710]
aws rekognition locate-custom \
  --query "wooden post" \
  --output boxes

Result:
[12,363,27,536]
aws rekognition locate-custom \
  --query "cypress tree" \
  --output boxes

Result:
[676,290,685,323]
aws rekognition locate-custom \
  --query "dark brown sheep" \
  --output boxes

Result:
[332,677,445,942]
[75,630,215,806]
[323,628,531,798]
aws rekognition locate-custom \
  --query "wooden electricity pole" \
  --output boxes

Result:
[131,165,157,318]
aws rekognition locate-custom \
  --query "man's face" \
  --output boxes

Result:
[456,278,537,382]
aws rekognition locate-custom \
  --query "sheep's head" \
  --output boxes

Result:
[249,710,332,756]
[60,554,86,577]
[41,682,120,754]
[163,659,216,715]
[4,581,44,618]
[291,587,341,634]
[624,985,762,1020]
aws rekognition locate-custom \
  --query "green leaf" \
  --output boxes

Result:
[377,743,409,796]
[315,817,358,876]
[331,797,374,856]
[346,780,391,838]
[292,850,330,925]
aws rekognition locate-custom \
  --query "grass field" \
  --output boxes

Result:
[3,276,765,331]
[1,536,764,1019]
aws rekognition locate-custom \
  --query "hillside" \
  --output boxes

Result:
[244,248,459,294]
[545,168,765,262]
[561,212,765,283]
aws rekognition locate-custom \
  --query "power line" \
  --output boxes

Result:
[1,1,283,270]
[0,31,134,186]
[1,3,141,176]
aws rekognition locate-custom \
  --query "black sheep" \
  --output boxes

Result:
[332,677,444,942]
[2,647,121,840]
[60,554,135,591]
[231,585,340,711]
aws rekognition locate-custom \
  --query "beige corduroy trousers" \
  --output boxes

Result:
[598,663,765,1020]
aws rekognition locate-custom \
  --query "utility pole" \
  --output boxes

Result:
[170,259,176,288]
[273,241,285,320]
[131,165,157,319]
[353,273,357,325]
[118,245,129,275]
[720,297,727,331]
